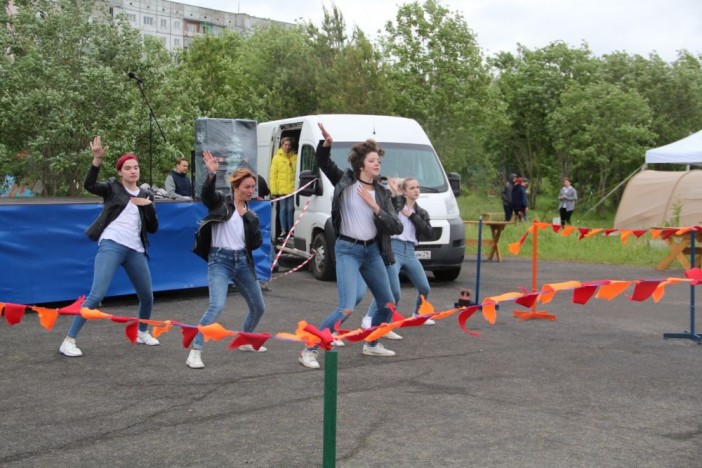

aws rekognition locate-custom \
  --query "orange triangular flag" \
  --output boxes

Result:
[485,292,523,303]
[620,230,633,245]
[198,323,236,342]
[535,222,550,230]
[540,281,582,303]
[430,307,462,321]
[481,302,497,325]
[417,295,435,315]
[508,242,522,255]
[0,302,4,318]
[650,229,662,239]
[652,278,691,303]
[80,308,111,320]
[152,320,173,338]
[584,228,603,238]
[560,225,576,237]
[595,280,633,300]
[32,306,59,330]
[676,227,692,235]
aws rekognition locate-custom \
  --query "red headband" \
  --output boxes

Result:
[115,153,138,171]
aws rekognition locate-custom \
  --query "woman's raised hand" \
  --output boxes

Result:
[318,122,333,147]
[203,150,219,174]
[89,136,108,164]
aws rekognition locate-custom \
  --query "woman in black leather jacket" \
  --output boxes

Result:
[298,123,402,369]
[186,152,265,369]
[59,136,159,358]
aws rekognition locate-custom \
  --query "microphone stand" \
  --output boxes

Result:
[130,76,166,187]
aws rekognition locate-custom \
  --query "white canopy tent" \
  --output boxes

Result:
[615,130,702,229]
[645,130,702,164]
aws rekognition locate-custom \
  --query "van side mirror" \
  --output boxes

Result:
[299,170,322,196]
[448,172,461,197]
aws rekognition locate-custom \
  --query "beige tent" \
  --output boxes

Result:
[614,170,702,229]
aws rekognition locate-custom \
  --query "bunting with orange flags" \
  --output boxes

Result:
[2,268,701,351]
[508,222,702,255]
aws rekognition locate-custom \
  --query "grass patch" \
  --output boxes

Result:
[458,193,677,269]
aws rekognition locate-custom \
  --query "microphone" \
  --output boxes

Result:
[128,72,143,84]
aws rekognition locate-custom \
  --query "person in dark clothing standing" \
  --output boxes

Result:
[501,173,516,221]
[165,157,193,200]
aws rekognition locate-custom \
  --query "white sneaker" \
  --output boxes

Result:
[384,330,403,340]
[363,342,396,357]
[186,349,205,369]
[361,315,372,330]
[414,314,436,326]
[59,337,82,357]
[332,339,345,347]
[136,330,160,346]
[299,349,320,369]
[238,344,268,352]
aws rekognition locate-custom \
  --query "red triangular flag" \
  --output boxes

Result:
[110,315,137,324]
[458,306,481,337]
[180,326,199,348]
[628,280,662,302]
[303,324,334,350]
[632,230,647,238]
[342,328,376,342]
[125,321,139,344]
[578,228,591,240]
[661,229,678,240]
[684,267,702,285]
[57,296,86,315]
[228,332,272,350]
[515,292,539,308]
[4,303,26,325]
[552,224,562,233]
[572,285,598,304]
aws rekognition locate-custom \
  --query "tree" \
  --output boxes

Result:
[379,0,496,183]
[547,81,655,211]
[490,42,599,207]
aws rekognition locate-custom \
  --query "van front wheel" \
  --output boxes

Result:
[433,267,461,282]
[310,232,335,281]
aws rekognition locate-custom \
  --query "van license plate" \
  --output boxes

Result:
[415,250,431,259]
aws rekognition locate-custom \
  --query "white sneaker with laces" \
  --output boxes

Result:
[59,337,82,357]
[299,349,320,369]
[137,330,160,345]
[384,330,403,340]
[186,349,205,369]
[363,342,396,357]
[239,344,268,352]
[332,339,345,347]
[361,315,373,330]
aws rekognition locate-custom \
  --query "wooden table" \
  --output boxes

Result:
[654,228,702,271]
[464,220,510,262]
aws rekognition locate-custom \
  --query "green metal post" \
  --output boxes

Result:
[322,350,338,467]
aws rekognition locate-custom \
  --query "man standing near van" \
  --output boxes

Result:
[501,173,516,222]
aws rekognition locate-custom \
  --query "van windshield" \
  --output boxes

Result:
[330,142,448,192]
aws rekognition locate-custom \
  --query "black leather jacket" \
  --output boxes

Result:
[315,141,402,265]
[83,164,158,254]
[192,174,263,274]
[393,195,433,242]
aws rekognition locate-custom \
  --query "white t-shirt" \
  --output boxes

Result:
[339,181,377,241]
[100,187,144,252]
[393,206,417,244]
[212,208,246,250]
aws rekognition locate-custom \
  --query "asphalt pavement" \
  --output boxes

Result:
[1,256,701,467]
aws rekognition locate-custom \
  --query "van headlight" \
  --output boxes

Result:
[444,196,460,218]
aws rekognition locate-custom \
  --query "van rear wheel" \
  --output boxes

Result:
[310,232,335,281]
[433,267,461,282]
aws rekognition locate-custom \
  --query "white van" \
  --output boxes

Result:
[257,114,465,281]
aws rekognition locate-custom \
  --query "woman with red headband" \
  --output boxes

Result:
[59,136,159,357]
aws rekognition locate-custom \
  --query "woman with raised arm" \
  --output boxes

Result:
[298,123,403,369]
[187,151,266,369]
[59,136,159,357]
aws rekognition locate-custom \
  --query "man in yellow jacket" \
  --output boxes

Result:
[270,137,297,238]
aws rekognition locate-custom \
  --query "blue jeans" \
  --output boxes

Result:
[366,239,430,319]
[311,239,395,349]
[279,196,294,233]
[67,239,153,338]
[192,247,265,350]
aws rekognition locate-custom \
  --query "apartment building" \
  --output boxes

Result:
[108,0,291,50]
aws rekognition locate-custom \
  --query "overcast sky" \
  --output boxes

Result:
[181,0,700,62]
